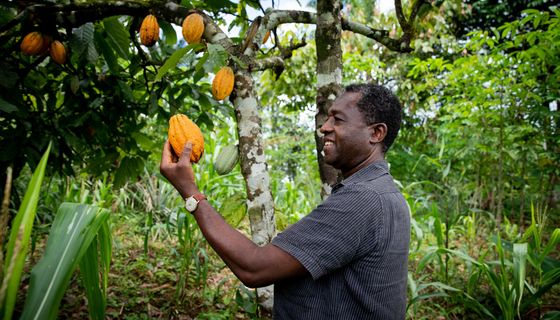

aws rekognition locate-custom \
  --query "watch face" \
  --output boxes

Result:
[185,197,198,212]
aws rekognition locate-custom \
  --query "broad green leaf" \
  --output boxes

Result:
[155,46,191,82]
[70,22,95,57]
[218,192,247,227]
[542,228,560,258]
[95,32,120,74]
[20,203,110,320]
[160,20,178,45]
[205,43,229,73]
[0,97,17,113]
[0,142,51,320]
[432,204,444,248]
[98,221,112,293]
[513,243,528,318]
[0,6,15,25]
[80,222,112,320]
[103,17,130,58]
[86,37,100,64]
[80,239,105,320]
[113,155,144,188]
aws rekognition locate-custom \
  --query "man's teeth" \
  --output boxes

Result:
[324,141,333,146]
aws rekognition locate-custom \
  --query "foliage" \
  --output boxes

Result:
[20,203,110,320]
[1,1,559,319]
[0,143,50,320]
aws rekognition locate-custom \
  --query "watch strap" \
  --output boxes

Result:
[191,193,206,202]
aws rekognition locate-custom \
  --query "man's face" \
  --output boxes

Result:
[320,92,373,174]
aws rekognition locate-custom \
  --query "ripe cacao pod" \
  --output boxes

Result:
[50,40,67,64]
[214,144,239,175]
[168,114,204,163]
[262,30,271,44]
[182,13,204,44]
[140,14,159,47]
[212,66,235,101]
[20,32,49,55]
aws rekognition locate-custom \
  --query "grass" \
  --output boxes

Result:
[15,208,258,319]
[8,163,559,319]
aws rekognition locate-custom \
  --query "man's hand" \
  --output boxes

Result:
[160,140,199,198]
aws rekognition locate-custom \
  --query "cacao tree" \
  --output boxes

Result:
[0,0,429,307]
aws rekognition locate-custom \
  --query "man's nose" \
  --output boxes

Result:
[319,117,332,133]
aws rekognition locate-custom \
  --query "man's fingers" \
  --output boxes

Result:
[161,140,172,164]
[179,142,193,165]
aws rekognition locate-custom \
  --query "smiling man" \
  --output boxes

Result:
[160,83,410,319]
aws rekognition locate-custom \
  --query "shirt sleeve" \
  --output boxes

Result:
[271,184,383,280]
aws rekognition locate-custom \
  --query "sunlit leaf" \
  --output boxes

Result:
[20,203,109,320]
[0,143,51,320]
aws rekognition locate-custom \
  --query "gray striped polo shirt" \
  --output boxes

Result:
[271,160,410,319]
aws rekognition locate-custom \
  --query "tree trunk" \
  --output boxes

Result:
[232,70,276,310]
[315,0,343,198]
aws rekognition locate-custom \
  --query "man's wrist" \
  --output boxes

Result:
[185,193,206,213]
[177,183,199,199]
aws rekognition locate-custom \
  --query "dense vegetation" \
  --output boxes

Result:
[0,0,558,319]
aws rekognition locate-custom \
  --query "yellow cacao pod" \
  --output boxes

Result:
[182,13,204,44]
[212,66,234,101]
[140,14,159,47]
[214,144,239,175]
[50,40,67,64]
[20,32,49,55]
[168,114,204,163]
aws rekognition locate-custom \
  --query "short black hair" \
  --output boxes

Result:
[344,83,403,153]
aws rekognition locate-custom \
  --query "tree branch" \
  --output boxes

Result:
[341,18,412,52]
[6,1,414,59]
[252,56,284,71]
[394,0,410,33]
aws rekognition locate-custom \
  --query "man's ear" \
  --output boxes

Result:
[369,123,387,144]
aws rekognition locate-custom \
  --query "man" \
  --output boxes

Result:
[160,83,410,319]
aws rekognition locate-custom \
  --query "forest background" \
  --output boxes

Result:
[0,0,558,319]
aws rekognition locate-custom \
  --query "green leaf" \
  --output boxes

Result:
[218,192,247,227]
[70,22,95,57]
[79,220,111,320]
[70,75,80,94]
[87,38,100,64]
[205,43,229,73]
[0,97,17,113]
[155,46,191,83]
[80,239,105,320]
[20,203,109,320]
[513,243,528,318]
[95,32,120,74]
[113,155,145,188]
[103,17,130,58]
[159,20,178,45]
[0,142,51,320]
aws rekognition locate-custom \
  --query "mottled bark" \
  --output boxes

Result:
[315,0,343,197]
[232,70,276,309]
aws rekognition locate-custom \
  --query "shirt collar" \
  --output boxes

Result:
[331,160,389,192]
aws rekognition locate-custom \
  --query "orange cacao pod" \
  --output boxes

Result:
[212,67,235,101]
[50,40,67,64]
[262,30,271,44]
[20,32,49,55]
[168,114,205,163]
[140,14,159,47]
[182,13,205,44]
